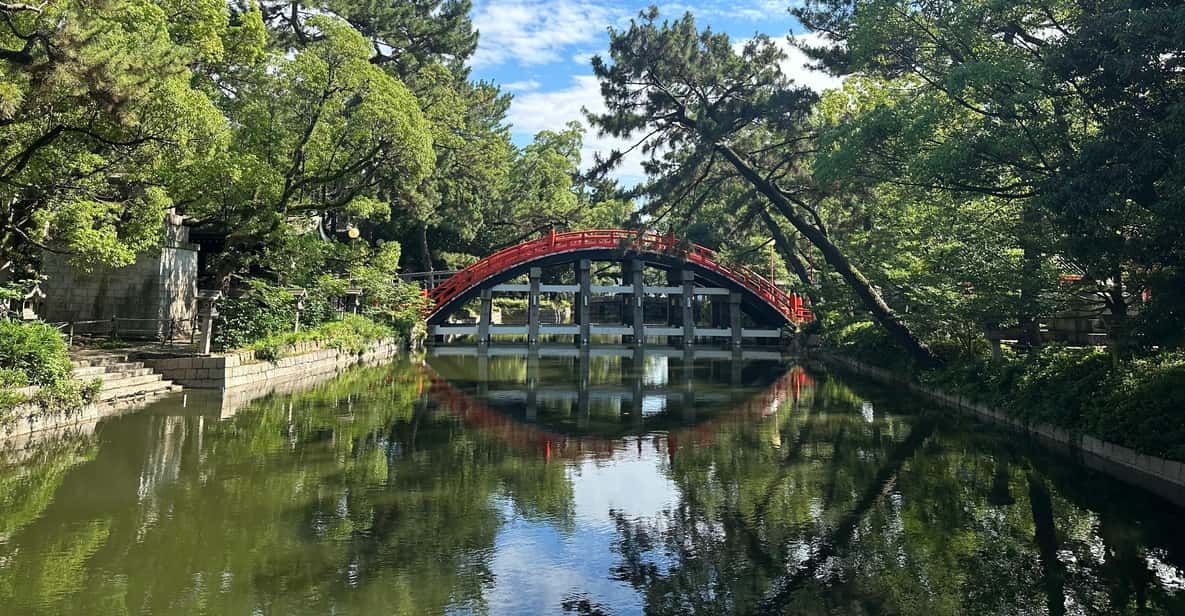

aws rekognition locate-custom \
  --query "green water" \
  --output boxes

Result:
[0,349,1182,615]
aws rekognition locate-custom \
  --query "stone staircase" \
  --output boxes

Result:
[70,350,181,403]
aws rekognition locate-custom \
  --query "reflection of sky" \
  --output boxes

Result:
[479,437,678,614]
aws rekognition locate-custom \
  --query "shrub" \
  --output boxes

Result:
[829,321,905,369]
[0,368,28,388]
[215,279,303,350]
[1007,346,1111,427]
[0,320,72,386]
[1088,352,1185,461]
[248,314,396,361]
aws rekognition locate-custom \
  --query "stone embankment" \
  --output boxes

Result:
[141,339,400,390]
[2,339,402,443]
[821,353,1185,507]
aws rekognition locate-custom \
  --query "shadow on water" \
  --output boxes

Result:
[0,347,1181,615]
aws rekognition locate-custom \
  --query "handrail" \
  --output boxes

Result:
[426,230,814,324]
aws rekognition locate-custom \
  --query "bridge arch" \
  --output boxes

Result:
[425,230,812,343]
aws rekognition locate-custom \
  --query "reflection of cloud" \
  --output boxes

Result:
[471,0,614,67]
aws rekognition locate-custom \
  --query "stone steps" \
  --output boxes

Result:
[70,349,177,403]
[98,377,175,403]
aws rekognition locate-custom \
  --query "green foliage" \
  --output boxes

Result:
[0,368,28,388]
[214,279,303,351]
[1087,352,1185,461]
[247,315,395,363]
[0,321,72,387]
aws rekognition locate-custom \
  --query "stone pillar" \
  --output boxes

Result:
[195,290,222,356]
[478,288,493,346]
[630,259,645,345]
[729,291,742,348]
[528,267,541,345]
[681,269,695,347]
[576,259,591,346]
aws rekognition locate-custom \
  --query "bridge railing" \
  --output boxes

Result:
[427,229,814,324]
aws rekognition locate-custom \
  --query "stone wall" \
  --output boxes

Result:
[820,353,1185,506]
[142,339,401,391]
[41,212,198,336]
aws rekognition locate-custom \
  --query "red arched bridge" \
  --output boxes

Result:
[423,229,813,346]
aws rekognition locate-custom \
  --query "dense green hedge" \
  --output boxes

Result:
[827,322,1185,461]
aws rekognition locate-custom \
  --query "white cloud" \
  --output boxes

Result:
[502,79,541,92]
[471,0,615,67]
[508,74,651,185]
[735,32,844,93]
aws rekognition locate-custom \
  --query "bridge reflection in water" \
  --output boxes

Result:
[423,344,812,462]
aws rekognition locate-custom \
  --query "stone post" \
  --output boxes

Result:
[478,288,493,347]
[681,269,695,347]
[528,267,542,345]
[630,259,644,345]
[729,291,742,348]
[195,290,223,355]
[576,259,591,346]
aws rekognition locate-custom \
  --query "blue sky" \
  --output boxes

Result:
[465,0,840,186]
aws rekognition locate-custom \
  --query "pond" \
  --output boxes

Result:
[0,347,1183,615]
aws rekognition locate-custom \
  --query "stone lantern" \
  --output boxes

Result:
[288,287,308,332]
[18,284,45,320]
[195,290,223,355]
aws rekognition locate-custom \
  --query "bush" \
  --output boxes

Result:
[829,321,905,369]
[0,368,29,388]
[248,314,396,361]
[215,279,304,351]
[1088,352,1185,461]
[0,320,72,386]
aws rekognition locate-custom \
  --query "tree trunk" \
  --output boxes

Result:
[1028,473,1066,616]
[419,222,434,288]
[1018,203,1042,348]
[716,144,941,368]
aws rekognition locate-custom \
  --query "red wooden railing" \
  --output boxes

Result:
[426,230,814,324]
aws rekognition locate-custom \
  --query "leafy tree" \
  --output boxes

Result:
[0,0,226,276]
[182,14,434,277]
[588,9,940,366]
[794,0,1185,352]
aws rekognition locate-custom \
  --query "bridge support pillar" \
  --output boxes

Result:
[478,288,492,346]
[576,259,591,346]
[528,267,541,345]
[681,269,695,347]
[630,259,645,345]
[729,291,742,348]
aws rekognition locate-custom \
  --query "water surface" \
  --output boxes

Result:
[0,348,1182,615]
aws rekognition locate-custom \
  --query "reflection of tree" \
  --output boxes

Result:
[0,431,96,542]
[605,372,1185,615]
[0,361,576,615]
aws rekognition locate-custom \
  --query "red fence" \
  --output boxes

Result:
[427,230,814,324]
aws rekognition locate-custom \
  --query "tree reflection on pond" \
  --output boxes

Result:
[0,350,1181,615]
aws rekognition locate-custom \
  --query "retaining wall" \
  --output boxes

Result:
[821,353,1185,506]
[142,339,401,390]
